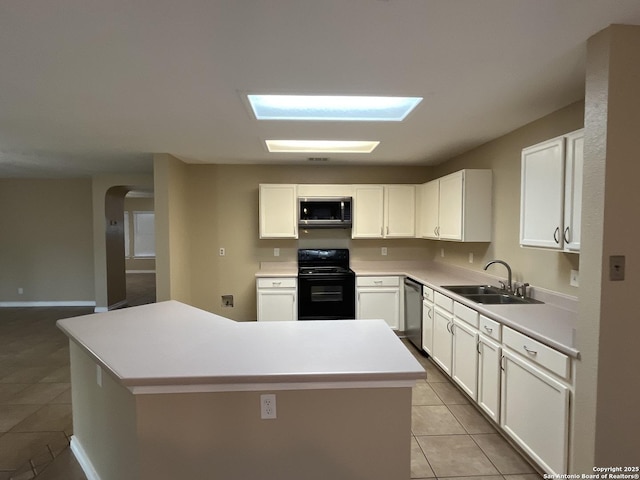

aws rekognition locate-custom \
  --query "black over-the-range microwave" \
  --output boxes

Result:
[298,197,352,228]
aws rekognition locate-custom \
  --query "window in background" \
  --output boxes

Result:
[133,212,155,258]
[124,211,130,258]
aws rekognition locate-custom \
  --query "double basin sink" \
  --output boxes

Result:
[442,285,543,305]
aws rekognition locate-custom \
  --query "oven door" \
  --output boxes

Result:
[298,275,355,320]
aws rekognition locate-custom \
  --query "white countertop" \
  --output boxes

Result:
[57,301,426,392]
[255,260,579,358]
[352,261,579,358]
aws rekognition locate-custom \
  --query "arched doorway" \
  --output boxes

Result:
[104,186,156,309]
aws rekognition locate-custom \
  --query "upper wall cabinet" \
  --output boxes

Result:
[419,170,492,242]
[352,185,416,239]
[259,184,298,239]
[520,129,583,252]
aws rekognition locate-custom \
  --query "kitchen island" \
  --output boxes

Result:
[57,301,425,480]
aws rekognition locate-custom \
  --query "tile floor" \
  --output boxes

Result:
[1,273,540,479]
[405,340,541,480]
[0,273,155,479]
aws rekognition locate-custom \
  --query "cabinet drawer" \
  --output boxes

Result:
[453,302,479,328]
[356,276,400,287]
[503,327,570,379]
[479,315,501,341]
[257,277,297,289]
[434,292,453,312]
[423,286,434,302]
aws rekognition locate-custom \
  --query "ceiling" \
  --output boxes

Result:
[2,0,640,177]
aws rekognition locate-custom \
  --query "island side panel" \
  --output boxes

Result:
[69,342,140,480]
[135,387,413,480]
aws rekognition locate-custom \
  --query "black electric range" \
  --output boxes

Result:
[297,249,356,320]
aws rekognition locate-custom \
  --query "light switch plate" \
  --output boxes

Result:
[609,255,625,281]
[570,270,579,287]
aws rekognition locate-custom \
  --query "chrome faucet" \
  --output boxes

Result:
[484,260,513,293]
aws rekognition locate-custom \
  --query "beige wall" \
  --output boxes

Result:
[155,162,435,319]
[430,101,584,296]
[0,178,94,304]
[154,154,192,304]
[571,24,640,471]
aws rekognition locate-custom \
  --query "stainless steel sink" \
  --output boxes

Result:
[442,285,543,305]
[442,285,503,295]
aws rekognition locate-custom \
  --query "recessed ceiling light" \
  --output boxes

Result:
[248,95,422,121]
[265,140,380,153]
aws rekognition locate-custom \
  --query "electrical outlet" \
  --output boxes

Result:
[18,287,24,295]
[570,270,579,287]
[274,248,280,257]
[260,394,277,419]
[219,247,225,256]
[221,295,234,307]
[381,247,387,256]
[96,365,103,387]
[440,248,445,258]
[468,252,474,264]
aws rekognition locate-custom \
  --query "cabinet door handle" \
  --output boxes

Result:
[428,309,432,319]
[523,345,538,355]
[564,226,570,244]
[272,281,281,287]
[374,280,383,285]
[434,226,438,236]
[500,355,505,371]
[483,326,493,334]
[553,226,560,244]
[477,340,481,354]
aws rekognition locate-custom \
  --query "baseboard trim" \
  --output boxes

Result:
[70,436,101,480]
[94,306,108,313]
[126,270,156,274]
[0,301,96,308]
[108,300,128,311]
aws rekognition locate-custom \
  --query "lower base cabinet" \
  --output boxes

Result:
[356,277,401,329]
[425,290,571,475]
[256,277,297,321]
[431,307,453,375]
[500,349,569,475]
[451,319,478,401]
[477,334,501,423]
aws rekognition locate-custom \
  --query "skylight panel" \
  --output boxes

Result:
[248,95,422,121]
[265,140,380,153]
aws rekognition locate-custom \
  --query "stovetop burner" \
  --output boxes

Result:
[298,266,353,276]
[297,249,353,277]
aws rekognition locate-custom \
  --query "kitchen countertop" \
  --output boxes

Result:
[352,260,579,358]
[254,260,579,358]
[57,300,426,393]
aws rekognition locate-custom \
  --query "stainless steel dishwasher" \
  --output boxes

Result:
[404,277,422,349]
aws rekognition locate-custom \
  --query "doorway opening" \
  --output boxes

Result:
[105,186,156,309]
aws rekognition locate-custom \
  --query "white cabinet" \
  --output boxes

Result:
[356,276,401,329]
[431,292,454,375]
[259,184,298,239]
[451,302,479,400]
[256,277,297,321]
[422,287,434,355]
[501,327,570,475]
[477,318,502,423]
[419,180,439,239]
[519,129,584,252]
[384,185,416,237]
[352,185,415,239]
[418,170,492,242]
[563,130,584,252]
[452,318,478,400]
[352,186,384,238]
